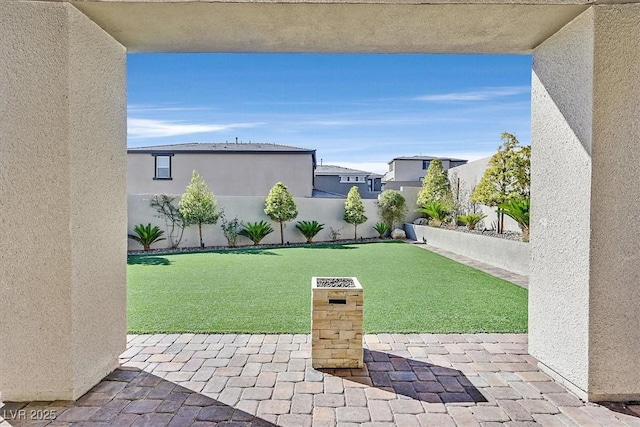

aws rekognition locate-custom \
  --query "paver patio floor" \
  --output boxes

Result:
[3,333,639,426]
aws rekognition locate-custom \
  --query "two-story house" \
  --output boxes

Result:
[313,165,382,199]
[128,142,316,197]
[381,155,467,190]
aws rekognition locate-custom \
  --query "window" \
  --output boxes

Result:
[340,175,366,183]
[422,160,431,170]
[153,154,173,179]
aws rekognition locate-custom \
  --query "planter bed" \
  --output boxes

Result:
[405,223,530,276]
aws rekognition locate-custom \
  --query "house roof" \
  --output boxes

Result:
[388,155,467,163]
[311,189,347,199]
[314,165,372,176]
[128,142,315,155]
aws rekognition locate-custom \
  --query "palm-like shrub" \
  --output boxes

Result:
[373,222,390,238]
[417,202,450,227]
[128,223,166,251]
[296,220,325,243]
[499,198,530,241]
[239,221,274,245]
[457,213,487,230]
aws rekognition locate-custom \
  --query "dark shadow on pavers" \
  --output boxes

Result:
[127,256,172,266]
[1,368,275,427]
[599,401,640,419]
[320,349,487,404]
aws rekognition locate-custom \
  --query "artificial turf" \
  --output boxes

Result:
[127,241,527,334]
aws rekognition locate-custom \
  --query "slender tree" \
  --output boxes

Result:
[471,132,530,233]
[343,186,367,239]
[377,190,407,229]
[417,159,454,211]
[264,182,298,245]
[179,170,221,248]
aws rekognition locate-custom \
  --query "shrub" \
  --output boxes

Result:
[457,213,487,230]
[220,214,243,247]
[239,221,274,245]
[417,201,450,228]
[264,182,298,245]
[128,223,166,251]
[373,222,390,238]
[343,186,367,239]
[377,190,407,229]
[499,198,530,242]
[329,227,342,241]
[150,194,185,249]
[296,220,325,243]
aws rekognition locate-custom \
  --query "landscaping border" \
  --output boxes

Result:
[404,223,530,276]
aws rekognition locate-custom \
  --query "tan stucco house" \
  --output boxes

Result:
[382,155,467,190]
[128,142,316,197]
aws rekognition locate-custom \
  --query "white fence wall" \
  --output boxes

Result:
[397,186,423,224]
[128,195,382,250]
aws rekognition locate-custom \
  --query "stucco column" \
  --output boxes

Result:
[530,4,640,402]
[0,2,127,401]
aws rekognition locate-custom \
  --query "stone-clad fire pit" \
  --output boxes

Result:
[311,277,363,369]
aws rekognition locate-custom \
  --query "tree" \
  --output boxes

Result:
[417,159,454,211]
[377,190,407,229]
[178,170,221,248]
[264,182,298,245]
[471,132,530,233]
[343,186,367,239]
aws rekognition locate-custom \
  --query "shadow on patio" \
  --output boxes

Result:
[1,368,276,426]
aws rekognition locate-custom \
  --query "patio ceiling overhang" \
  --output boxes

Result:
[68,0,592,53]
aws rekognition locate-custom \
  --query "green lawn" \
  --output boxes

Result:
[127,241,527,334]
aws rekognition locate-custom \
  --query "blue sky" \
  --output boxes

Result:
[128,54,532,174]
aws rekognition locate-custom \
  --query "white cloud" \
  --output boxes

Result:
[128,118,264,139]
[414,86,530,102]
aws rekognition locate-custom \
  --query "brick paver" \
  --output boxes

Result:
[2,333,639,426]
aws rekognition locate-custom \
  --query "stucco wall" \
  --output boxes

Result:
[588,4,640,401]
[392,159,431,182]
[128,195,381,249]
[389,159,456,183]
[127,152,314,197]
[405,224,530,276]
[383,181,423,192]
[0,2,126,401]
[530,8,594,399]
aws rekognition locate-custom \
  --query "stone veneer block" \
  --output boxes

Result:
[311,277,363,369]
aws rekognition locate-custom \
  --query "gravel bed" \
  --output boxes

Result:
[128,237,387,256]
[451,226,524,242]
[315,277,355,288]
